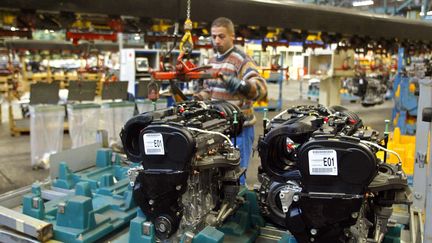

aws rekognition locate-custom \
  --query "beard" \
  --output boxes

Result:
[215,46,224,54]
[214,45,225,54]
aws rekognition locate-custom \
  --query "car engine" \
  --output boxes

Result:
[120,100,245,240]
[257,105,411,243]
[344,76,388,107]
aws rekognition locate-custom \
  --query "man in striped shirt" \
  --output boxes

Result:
[195,17,267,185]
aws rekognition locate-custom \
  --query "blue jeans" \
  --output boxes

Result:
[232,126,255,185]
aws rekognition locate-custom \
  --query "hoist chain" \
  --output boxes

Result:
[187,0,191,20]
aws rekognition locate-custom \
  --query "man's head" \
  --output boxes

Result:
[211,17,235,54]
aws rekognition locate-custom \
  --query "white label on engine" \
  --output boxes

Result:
[308,149,338,176]
[143,133,165,155]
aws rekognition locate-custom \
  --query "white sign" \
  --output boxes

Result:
[143,133,165,155]
[308,149,338,176]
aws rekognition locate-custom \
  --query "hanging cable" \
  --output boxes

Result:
[164,22,179,62]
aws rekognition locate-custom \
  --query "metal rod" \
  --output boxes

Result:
[421,0,429,19]
[0,228,40,243]
[0,205,53,242]
[220,207,234,222]
[424,107,432,243]
[263,108,269,136]
[409,206,416,243]
[233,111,238,148]
[216,203,228,222]
[383,119,390,164]
[413,78,432,210]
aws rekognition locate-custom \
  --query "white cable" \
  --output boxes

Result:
[360,140,402,164]
[273,109,287,120]
[186,127,233,146]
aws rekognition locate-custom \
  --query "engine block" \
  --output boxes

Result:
[257,105,411,243]
[121,100,245,240]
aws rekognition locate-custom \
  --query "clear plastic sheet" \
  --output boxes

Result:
[100,101,135,147]
[30,105,65,169]
[67,104,101,149]
[136,99,167,114]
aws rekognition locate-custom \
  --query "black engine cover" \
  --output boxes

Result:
[284,136,378,243]
[297,136,378,195]
[139,124,196,170]
[132,170,189,239]
[286,198,363,243]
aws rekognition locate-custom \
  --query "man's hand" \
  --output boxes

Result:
[219,74,242,93]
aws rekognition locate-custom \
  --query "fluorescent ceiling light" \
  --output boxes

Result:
[352,0,374,7]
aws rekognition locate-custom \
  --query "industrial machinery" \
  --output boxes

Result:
[391,52,423,135]
[257,105,411,243]
[343,75,388,106]
[121,100,246,241]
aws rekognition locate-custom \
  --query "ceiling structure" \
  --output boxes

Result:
[1,0,432,43]
[290,0,429,16]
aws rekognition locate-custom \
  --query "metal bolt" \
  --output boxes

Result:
[351,212,359,218]
[310,237,315,242]
[32,197,39,209]
[158,223,166,232]
[176,185,182,191]
[310,228,318,235]
[149,199,154,205]
[142,222,152,236]
[58,202,66,214]
[293,195,300,202]
[184,231,195,243]
[414,192,422,199]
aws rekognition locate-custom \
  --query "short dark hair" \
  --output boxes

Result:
[211,17,235,35]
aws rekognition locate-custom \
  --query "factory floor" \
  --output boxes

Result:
[0,80,394,194]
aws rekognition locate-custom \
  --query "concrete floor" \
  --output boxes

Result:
[0,80,394,194]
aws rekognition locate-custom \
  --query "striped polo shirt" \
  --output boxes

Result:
[196,46,267,126]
